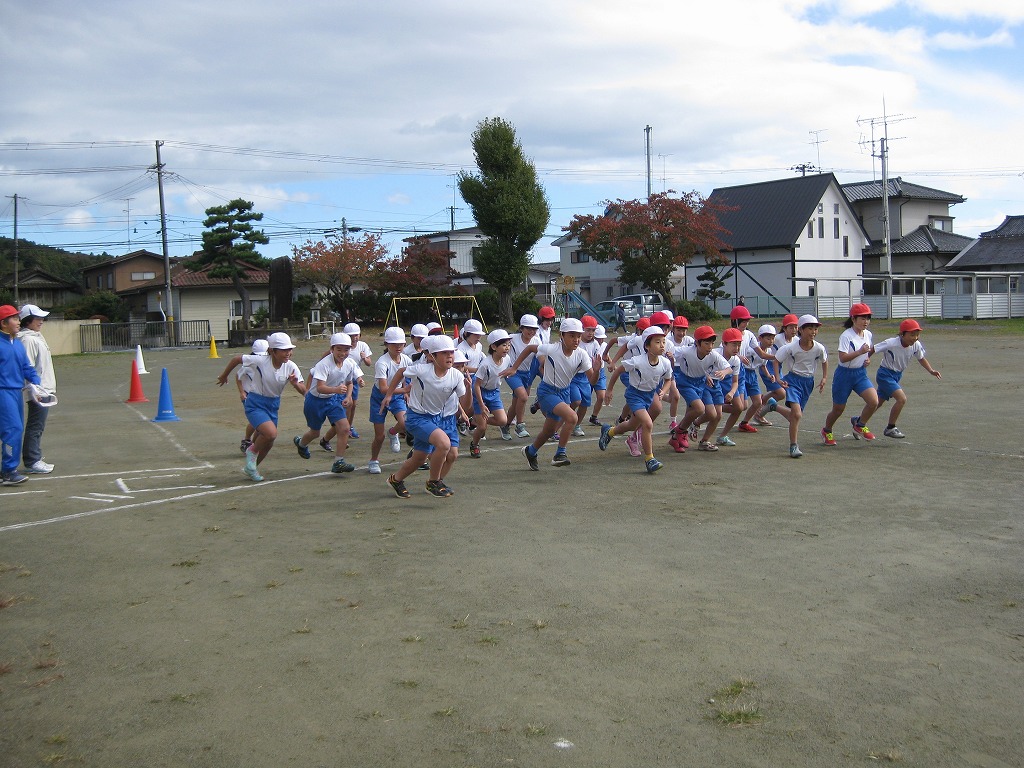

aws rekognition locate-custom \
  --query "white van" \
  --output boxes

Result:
[611,293,668,317]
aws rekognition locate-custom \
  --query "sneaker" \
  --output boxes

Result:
[522,445,539,471]
[598,424,613,451]
[1,471,28,486]
[551,451,571,467]
[368,460,382,474]
[388,473,410,498]
[294,436,311,460]
[245,447,259,473]
[349,429,360,440]
[515,423,530,438]
[884,426,906,439]
[240,438,253,453]
[668,419,678,432]
[418,463,430,471]
[754,416,774,426]
[821,427,837,446]
[390,432,401,452]
[242,464,264,482]
[851,418,875,440]
[645,457,664,474]
[529,400,541,415]
[571,426,586,437]
[470,442,481,459]
[319,438,333,452]
[25,460,54,474]
[438,480,455,496]
[756,397,778,419]
[697,441,719,452]
[625,429,642,457]
[499,426,512,441]
[589,416,602,427]
[716,435,736,447]
[425,479,452,497]
[688,421,700,441]
[737,422,758,433]
[668,432,687,453]
[331,458,355,473]
[790,443,803,459]
[457,420,470,436]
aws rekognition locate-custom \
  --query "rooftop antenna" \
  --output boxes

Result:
[809,129,828,169]
[657,153,672,192]
[124,197,134,248]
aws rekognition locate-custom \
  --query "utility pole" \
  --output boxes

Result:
[644,125,653,200]
[858,106,914,277]
[9,194,19,305]
[153,141,173,322]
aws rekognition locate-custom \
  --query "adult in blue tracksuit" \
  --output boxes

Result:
[1,305,40,485]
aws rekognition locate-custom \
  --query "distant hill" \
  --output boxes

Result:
[0,237,108,286]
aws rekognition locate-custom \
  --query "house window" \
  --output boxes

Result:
[833,218,840,239]
[570,250,590,264]
[843,236,849,257]
[807,222,814,239]
[131,271,156,281]
[606,286,614,298]
[231,299,269,316]
[833,203,840,214]
[818,203,824,214]
[818,217,824,239]
[107,273,113,289]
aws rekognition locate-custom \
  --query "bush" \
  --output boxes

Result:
[673,298,721,324]
[512,289,540,321]
[474,288,500,324]
[63,290,130,322]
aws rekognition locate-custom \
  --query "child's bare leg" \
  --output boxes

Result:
[427,429,452,481]
[371,423,386,461]
[395,448,428,482]
[719,397,744,436]
[857,388,880,425]
[439,446,458,480]
[887,390,908,424]
[823,401,847,431]
[251,421,278,464]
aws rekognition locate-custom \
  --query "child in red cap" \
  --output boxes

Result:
[1,305,41,486]
[872,319,941,438]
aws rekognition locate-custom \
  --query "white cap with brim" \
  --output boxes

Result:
[410,324,428,338]
[424,335,455,353]
[519,314,539,328]
[25,383,57,407]
[798,314,821,328]
[487,329,511,346]
[267,332,296,350]
[342,322,360,335]
[251,339,269,355]
[19,304,50,320]
[329,332,352,347]
[594,326,607,339]
[559,317,584,334]
[641,325,666,343]
[453,350,468,364]
[384,327,406,344]
[462,319,484,336]
[757,324,777,337]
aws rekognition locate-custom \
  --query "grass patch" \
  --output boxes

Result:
[477,636,499,645]
[712,704,762,727]
[451,615,469,629]
[434,707,456,717]
[398,679,419,689]
[171,559,199,568]
[524,723,547,737]
[402,635,422,643]
[716,678,757,698]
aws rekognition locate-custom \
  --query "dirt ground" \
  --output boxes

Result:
[1,323,1021,767]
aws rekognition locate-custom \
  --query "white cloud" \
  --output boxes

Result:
[932,27,1014,50]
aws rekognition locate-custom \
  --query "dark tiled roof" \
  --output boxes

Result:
[707,173,837,251]
[864,225,974,256]
[842,177,965,204]
[81,249,165,271]
[945,216,1024,270]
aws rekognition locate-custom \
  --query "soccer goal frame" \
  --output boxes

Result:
[383,295,488,336]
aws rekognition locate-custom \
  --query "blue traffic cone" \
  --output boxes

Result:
[152,367,181,422]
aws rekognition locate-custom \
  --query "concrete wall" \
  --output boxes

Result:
[37,319,100,356]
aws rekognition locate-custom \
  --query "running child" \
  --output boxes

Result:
[504,314,540,439]
[572,315,603,433]
[217,332,306,482]
[236,338,268,453]
[607,316,652,456]
[587,324,611,426]
[666,315,693,431]
[736,323,778,433]
[469,329,513,458]
[403,324,429,362]
[871,319,941,438]
[599,325,673,473]
[710,327,746,447]
[1,304,41,486]
[381,334,467,498]
[367,326,413,475]
[762,313,799,410]
[756,315,828,458]
[821,303,878,446]
[515,318,599,470]
[456,319,486,435]
[294,332,362,474]
[667,326,732,453]
[343,322,373,438]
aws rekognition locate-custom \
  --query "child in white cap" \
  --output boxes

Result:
[367,326,413,474]
[217,332,305,481]
[404,324,429,362]
[17,304,56,474]
[511,318,599,470]
[456,319,486,435]
[504,314,540,439]
[756,315,828,458]
[380,334,467,498]
[236,338,268,453]
[294,332,362,474]
[469,329,513,458]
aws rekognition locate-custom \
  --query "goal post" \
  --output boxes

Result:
[383,295,488,336]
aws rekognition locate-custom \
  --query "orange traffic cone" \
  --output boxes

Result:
[126,359,149,403]
[452,323,459,339]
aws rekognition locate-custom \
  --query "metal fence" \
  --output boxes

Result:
[79,320,212,353]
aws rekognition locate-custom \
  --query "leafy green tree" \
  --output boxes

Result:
[566,191,731,307]
[693,254,734,306]
[63,289,130,322]
[192,199,269,324]
[458,118,549,325]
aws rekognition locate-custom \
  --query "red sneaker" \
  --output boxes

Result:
[738,423,758,433]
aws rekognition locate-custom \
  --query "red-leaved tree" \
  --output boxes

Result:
[371,237,456,295]
[291,233,388,314]
[566,191,733,304]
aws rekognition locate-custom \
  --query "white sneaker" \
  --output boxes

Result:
[390,433,401,452]
[26,460,54,474]
[515,423,530,438]
[625,429,642,457]
[368,460,382,474]
[571,426,586,437]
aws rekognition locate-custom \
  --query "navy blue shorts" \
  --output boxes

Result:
[303,393,347,430]
[368,386,407,425]
[244,392,281,429]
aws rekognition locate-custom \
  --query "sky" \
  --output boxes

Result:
[2,0,1022,267]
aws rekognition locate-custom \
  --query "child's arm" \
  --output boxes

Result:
[586,354,601,384]
[217,355,244,386]
[604,364,625,404]
[234,374,247,401]
[918,357,941,379]
[818,359,829,392]
[380,368,409,410]
[473,376,489,418]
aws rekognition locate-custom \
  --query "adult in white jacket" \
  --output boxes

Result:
[18,304,56,474]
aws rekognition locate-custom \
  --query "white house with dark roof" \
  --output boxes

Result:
[946,216,1024,273]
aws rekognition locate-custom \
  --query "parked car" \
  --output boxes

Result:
[611,293,669,317]
[593,299,639,326]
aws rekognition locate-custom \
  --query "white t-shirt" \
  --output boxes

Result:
[457,339,486,371]
[622,354,673,392]
[837,327,872,369]
[741,335,768,371]
[404,362,466,415]
[537,343,592,389]
[403,341,425,362]
[774,339,828,378]
[509,332,540,372]
[308,356,361,399]
[475,353,510,390]
[673,345,732,380]
[580,338,605,371]
[873,337,926,372]
[374,352,413,389]
[243,354,304,397]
